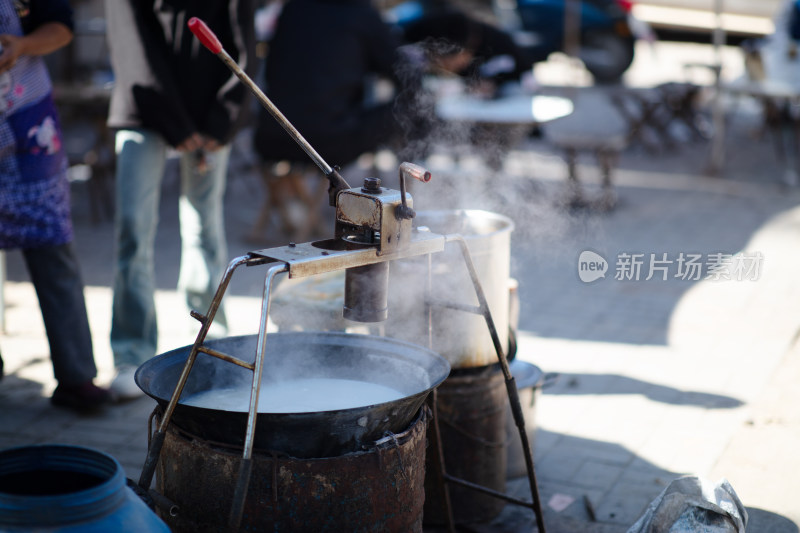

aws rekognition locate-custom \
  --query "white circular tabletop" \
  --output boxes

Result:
[436,94,574,125]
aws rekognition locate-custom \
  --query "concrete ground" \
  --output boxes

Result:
[2,40,800,531]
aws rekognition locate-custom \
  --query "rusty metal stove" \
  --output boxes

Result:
[153,407,429,532]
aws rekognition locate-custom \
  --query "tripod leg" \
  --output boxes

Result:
[228,262,288,530]
[138,255,253,491]
[451,236,547,532]
[428,391,456,533]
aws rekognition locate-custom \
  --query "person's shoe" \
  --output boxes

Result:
[109,365,144,402]
[51,381,112,412]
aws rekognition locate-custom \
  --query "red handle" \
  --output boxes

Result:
[188,17,222,54]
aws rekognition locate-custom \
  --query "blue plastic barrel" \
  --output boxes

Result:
[0,444,169,532]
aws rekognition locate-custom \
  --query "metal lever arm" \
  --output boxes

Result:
[187,17,350,206]
[396,162,432,220]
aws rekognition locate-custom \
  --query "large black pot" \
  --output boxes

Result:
[135,332,450,458]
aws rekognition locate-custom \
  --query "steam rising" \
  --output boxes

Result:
[365,56,612,365]
[388,55,578,253]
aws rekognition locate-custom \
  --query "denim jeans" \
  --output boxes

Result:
[111,128,230,368]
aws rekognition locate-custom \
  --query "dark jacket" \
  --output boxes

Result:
[254,0,412,165]
[104,0,256,147]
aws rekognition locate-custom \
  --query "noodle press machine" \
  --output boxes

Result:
[134,17,548,533]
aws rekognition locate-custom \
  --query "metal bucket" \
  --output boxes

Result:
[424,364,509,525]
[135,332,449,458]
[155,408,428,532]
[388,209,514,369]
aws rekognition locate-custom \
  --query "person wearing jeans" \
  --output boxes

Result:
[104,0,255,400]
[110,129,231,373]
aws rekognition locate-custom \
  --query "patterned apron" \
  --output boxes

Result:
[0,0,71,249]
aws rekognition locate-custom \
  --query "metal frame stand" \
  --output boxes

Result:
[158,18,547,531]
[425,235,547,533]
[136,234,546,533]
[137,253,281,530]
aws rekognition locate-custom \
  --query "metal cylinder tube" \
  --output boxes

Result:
[343,262,390,322]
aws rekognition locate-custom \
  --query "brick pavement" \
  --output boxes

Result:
[3,40,800,531]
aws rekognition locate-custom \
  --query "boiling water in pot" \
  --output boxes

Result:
[182,378,404,413]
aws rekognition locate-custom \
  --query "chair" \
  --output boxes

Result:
[542,86,629,210]
[609,79,712,154]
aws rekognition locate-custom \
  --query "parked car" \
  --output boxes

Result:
[388,0,651,83]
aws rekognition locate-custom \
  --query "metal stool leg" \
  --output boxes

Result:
[565,147,586,209]
[596,149,618,211]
